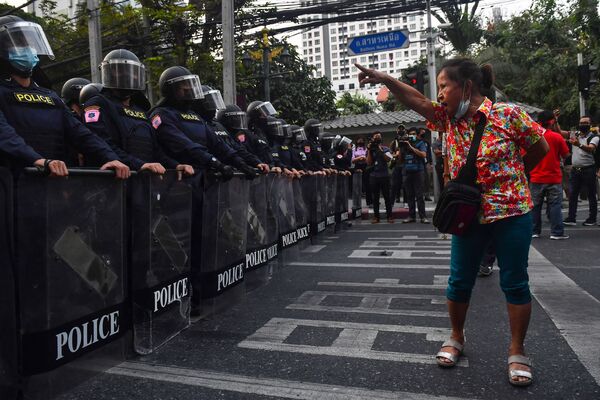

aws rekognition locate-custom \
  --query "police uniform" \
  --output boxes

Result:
[333,150,352,171]
[206,119,263,168]
[275,143,304,170]
[83,94,178,170]
[302,138,326,171]
[149,105,245,169]
[0,78,119,169]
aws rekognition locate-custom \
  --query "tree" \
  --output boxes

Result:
[432,0,483,55]
[335,92,379,115]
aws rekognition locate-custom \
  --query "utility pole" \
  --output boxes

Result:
[578,53,587,117]
[261,29,271,101]
[222,0,236,104]
[426,0,441,201]
[87,0,102,83]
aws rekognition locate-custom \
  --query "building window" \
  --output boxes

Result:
[331,28,336,34]
[303,49,307,55]
[393,17,400,23]
[387,19,392,25]
[315,39,320,45]
[332,36,337,42]
[389,52,394,59]
[420,50,426,56]
[409,33,416,39]
[409,15,415,21]
[316,63,321,68]
[309,56,313,62]
[350,57,357,63]
[339,84,345,90]
[350,25,355,31]
[302,33,307,39]
[378,20,385,26]
[303,41,307,47]
[332,61,338,66]
[381,62,387,68]
[410,24,416,30]
[314,31,320,37]
[403,16,407,22]
[333,69,339,75]
[308,32,312,38]
[315,55,321,61]
[360,56,366,62]
[359,23,364,29]
[309,49,313,54]
[349,83,355,89]
[404,50,409,57]
[411,50,417,56]
[332,53,338,59]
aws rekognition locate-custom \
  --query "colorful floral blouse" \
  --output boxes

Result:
[427,97,544,224]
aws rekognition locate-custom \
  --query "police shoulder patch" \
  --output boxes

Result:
[180,113,200,121]
[237,133,246,143]
[336,154,343,159]
[14,92,55,106]
[84,107,101,123]
[151,114,162,129]
[281,145,289,150]
[304,145,311,153]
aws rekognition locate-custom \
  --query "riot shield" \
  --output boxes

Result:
[197,174,249,318]
[264,173,280,270]
[245,175,273,292]
[324,175,337,233]
[301,175,324,244]
[0,168,17,400]
[275,176,298,266]
[351,171,363,220]
[335,174,350,231]
[16,169,126,399]
[292,179,311,251]
[130,172,192,355]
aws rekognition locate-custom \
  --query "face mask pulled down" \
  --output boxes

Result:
[453,82,471,121]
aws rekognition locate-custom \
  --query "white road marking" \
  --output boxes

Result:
[349,249,451,260]
[317,281,446,290]
[349,229,442,233]
[360,240,451,249]
[433,275,449,286]
[368,236,452,240]
[529,247,600,386]
[238,318,468,367]
[302,245,326,253]
[109,362,475,400]
[289,261,449,270]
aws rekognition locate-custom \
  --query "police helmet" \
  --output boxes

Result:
[79,83,104,106]
[247,100,278,120]
[61,77,90,105]
[332,134,352,150]
[265,116,284,137]
[216,104,248,131]
[279,119,292,139]
[159,66,203,101]
[100,49,146,91]
[304,118,324,140]
[200,85,225,111]
[290,125,306,143]
[0,15,54,61]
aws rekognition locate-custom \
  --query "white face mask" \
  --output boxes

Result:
[453,82,471,121]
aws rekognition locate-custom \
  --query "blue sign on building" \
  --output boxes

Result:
[347,30,410,56]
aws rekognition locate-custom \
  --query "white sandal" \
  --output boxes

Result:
[436,339,464,368]
[508,355,533,387]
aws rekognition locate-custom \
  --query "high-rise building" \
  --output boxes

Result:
[298,4,431,100]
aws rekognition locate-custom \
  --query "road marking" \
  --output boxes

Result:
[434,275,449,286]
[560,265,600,270]
[109,361,475,400]
[529,247,600,386]
[238,318,467,367]
[349,249,451,260]
[360,240,451,249]
[286,291,448,318]
[289,262,449,270]
[368,236,451,240]
[348,229,442,233]
[302,245,326,253]
[317,280,446,290]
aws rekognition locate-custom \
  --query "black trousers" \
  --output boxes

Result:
[390,166,403,202]
[370,175,392,219]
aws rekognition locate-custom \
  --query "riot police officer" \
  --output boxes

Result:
[0,15,129,178]
[61,77,89,118]
[302,118,328,175]
[332,135,352,176]
[247,100,290,176]
[82,49,193,176]
[194,88,267,175]
[269,118,304,176]
[79,83,103,106]
[149,66,255,178]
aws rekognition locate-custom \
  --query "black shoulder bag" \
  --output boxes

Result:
[433,112,487,236]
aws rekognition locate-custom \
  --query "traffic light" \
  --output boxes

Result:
[578,63,598,99]
[404,68,428,94]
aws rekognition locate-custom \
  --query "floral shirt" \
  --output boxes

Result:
[427,97,544,224]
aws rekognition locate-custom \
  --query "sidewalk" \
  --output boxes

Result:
[360,197,437,220]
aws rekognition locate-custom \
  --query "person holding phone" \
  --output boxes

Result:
[366,131,394,223]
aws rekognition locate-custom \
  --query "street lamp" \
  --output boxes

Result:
[242,28,292,101]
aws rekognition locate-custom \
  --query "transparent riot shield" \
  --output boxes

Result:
[351,171,363,220]
[275,176,298,266]
[302,175,323,244]
[245,175,273,292]
[0,168,17,400]
[198,174,249,318]
[130,172,192,355]
[335,174,350,231]
[292,179,310,251]
[16,169,126,400]
[264,173,280,270]
[325,175,337,233]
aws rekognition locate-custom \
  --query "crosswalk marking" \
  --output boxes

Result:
[317,280,446,290]
[238,318,468,367]
[108,362,477,400]
[302,245,326,253]
[349,249,451,260]
[360,240,451,249]
[289,261,450,270]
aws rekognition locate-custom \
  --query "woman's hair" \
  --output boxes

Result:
[440,58,495,100]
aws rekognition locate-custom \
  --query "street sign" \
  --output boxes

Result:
[347,29,409,56]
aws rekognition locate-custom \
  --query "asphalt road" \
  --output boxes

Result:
[55,217,600,400]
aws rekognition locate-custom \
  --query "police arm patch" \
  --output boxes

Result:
[84,107,100,123]
[304,145,311,153]
[152,115,162,129]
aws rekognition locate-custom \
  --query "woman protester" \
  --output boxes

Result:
[355,58,549,387]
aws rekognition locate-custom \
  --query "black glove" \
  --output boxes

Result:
[238,163,259,180]
[210,158,234,181]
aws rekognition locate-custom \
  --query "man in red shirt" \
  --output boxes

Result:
[531,111,571,239]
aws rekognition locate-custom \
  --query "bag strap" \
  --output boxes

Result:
[456,111,487,185]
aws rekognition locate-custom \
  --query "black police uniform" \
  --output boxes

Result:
[149,105,245,169]
[83,93,178,170]
[206,119,263,168]
[333,150,352,171]
[276,143,304,170]
[302,138,326,171]
[0,78,119,169]
[248,122,284,168]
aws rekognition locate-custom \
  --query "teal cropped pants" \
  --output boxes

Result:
[447,213,532,305]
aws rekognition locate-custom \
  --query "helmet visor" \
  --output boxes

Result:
[167,74,204,100]
[340,136,352,148]
[100,58,146,90]
[0,21,54,59]
[282,124,292,138]
[292,127,307,142]
[256,101,277,117]
[202,89,225,111]
[224,111,248,130]
[267,120,283,137]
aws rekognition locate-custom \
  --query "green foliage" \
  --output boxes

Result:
[380,95,407,112]
[335,92,379,115]
[432,0,483,55]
